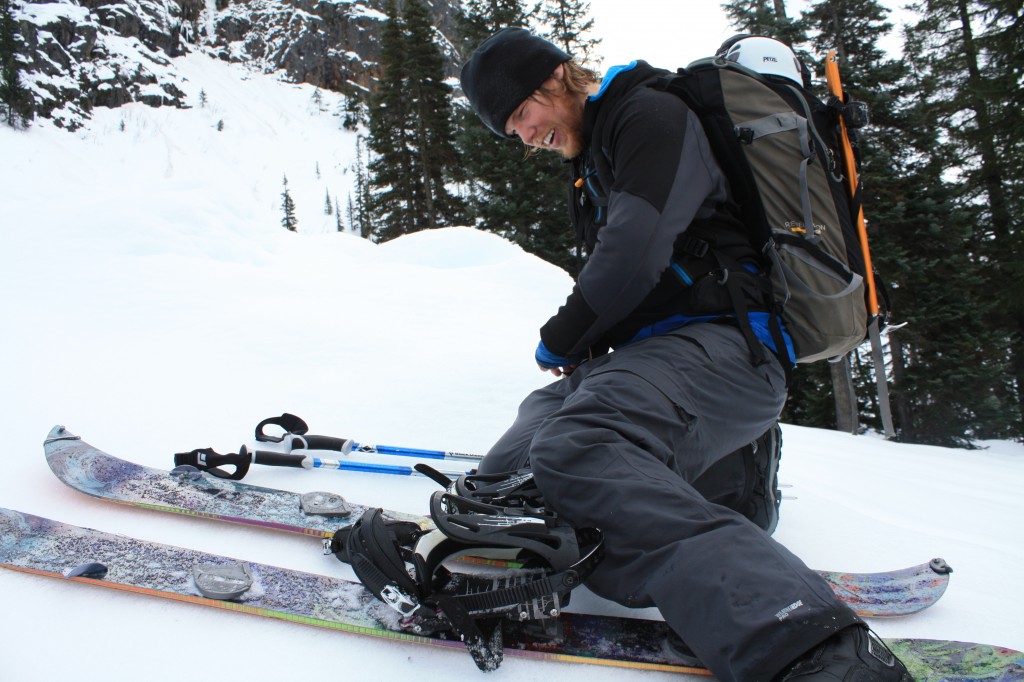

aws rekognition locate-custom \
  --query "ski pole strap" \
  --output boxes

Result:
[255,413,309,442]
[173,445,309,480]
[173,447,252,480]
[255,414,352,451]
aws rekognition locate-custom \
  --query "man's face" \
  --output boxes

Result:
[504,69,586,159]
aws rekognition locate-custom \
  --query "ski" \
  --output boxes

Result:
[0,507,1017,680]
[45,425,951,617]
[46,425,428,538]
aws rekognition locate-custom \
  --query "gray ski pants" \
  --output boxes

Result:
[479,323,859,682]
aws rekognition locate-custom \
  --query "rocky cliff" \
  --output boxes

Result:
[9,0,464,129]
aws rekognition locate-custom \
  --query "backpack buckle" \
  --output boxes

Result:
[736,126,755,145]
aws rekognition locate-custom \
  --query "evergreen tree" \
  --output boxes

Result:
[341,89,366,131]
[366,0,466,242]
[900,0,1022,439]
[456,0,579,274]
[0,0,32,127]
[281,175,298,232]
[351,137,373,238]
[324,189,333,215]
[778,0,1018,444]
[533,0,601,68]
[366,0,419,241]
[725,1,1011,443]
[723,0,809,48]
[401,0,467,226]
[347,195,358,237]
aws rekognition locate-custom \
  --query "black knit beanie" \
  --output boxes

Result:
[460,27,571,138]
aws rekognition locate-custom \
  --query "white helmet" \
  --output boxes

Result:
[720,36,803,85]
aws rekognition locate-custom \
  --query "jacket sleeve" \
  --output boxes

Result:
[540,91,730,358]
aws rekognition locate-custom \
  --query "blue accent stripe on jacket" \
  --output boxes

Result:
[590,62,639,101]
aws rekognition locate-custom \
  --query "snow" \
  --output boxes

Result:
[2,52,1023,682]
[14,1,91,23]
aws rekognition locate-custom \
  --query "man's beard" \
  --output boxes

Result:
[555,102,586,159]
[558,132,584,159]
[522,90,587,160]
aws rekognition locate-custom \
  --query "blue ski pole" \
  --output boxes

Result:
[173,446,469,481]
[254,413,484,464]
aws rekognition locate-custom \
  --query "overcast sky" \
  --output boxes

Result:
[587,0,734,68]
[586,0,912,71]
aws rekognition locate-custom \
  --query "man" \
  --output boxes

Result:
[460,27,911,682]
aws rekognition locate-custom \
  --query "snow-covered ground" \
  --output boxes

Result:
[1,54,1022,681]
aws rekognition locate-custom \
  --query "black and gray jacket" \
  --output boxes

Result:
[540,60,774,361]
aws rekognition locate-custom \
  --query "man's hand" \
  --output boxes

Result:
[541,362,578,378]
[535,341,582,378]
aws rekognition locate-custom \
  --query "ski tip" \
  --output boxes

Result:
[45,425,81,446]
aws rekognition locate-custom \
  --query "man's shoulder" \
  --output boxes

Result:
[601,81,691,142]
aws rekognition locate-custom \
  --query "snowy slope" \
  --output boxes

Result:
[1,55,1023,681]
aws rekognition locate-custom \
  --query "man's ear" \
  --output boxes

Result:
[537,63,566,98]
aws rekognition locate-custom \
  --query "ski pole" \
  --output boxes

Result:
[173,446,470,481]
[253,413,484,463]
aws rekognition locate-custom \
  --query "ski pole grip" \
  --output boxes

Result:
[301,435,353,453]
[251,449,310,469]
[173,448,251,480]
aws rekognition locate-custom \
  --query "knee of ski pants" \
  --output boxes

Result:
[476,378,576,475]
[526,328,788,490]
[524,367,757,608]
[525,367,695,519]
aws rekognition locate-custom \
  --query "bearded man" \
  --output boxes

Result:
[459,27,912,682]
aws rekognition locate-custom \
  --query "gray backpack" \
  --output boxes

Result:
[656,57,875,364]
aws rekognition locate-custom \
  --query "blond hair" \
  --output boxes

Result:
[522,60,601,158]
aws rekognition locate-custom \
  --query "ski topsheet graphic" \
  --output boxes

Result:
[45,425,428,536]
[0,506,1020,681]
[44,425,952,618]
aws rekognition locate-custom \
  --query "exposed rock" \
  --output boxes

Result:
[14,0,193,128]
[209,0,462,92]
[10,0,463,129]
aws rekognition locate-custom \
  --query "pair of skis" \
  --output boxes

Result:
[2,426,1019,680]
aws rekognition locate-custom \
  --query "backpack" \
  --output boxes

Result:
[653,51,877,364]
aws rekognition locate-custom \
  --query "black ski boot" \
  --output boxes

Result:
[746,421,783,535]
[690,422,783,534]
[774,625,914,681]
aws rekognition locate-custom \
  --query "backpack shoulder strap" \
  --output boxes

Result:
[652,66,773,252]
